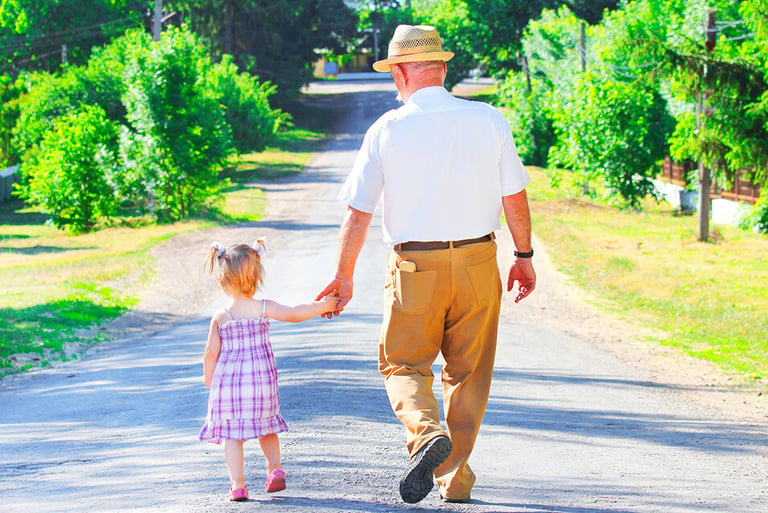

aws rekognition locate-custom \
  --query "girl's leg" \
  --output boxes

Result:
[259,433,282,473]
[224,439,246,489]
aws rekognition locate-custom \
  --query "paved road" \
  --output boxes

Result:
[1,80,766,513]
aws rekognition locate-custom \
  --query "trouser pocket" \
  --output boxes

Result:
[393,265,437,314]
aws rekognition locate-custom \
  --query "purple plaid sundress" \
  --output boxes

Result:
[198,307,288,444]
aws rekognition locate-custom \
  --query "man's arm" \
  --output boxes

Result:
[502,189,536,303]
[316,206,373,317]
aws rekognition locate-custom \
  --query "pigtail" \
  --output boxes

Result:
[205,241,226,275]
[252,237,269,257]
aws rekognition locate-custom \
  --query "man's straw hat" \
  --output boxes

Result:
[372,25,454,73]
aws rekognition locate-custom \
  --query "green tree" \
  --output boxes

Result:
[414,0,621,82]
[168,0,358,97]
[206,54,287,153]
[12,69,89,160]
[352,1,412,68]
[411,0,475,89]
[118,27,233,221]
[12,49,128,164]
[496,7,589,169]
[565,0,621,25]
[0,0,148,74]
[0,75,23,167]
[496,73,554,167]
[549,73,673,208]
[17,105,118,232]
[602,0,768,233]
[737,0,768,231]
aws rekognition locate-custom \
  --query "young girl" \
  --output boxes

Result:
[198,238,339,501]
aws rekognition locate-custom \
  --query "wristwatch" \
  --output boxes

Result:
[514,249,534,258]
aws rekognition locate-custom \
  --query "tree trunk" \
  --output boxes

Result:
[698,162,711,242]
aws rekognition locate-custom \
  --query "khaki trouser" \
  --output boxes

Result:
[378,239,501,499]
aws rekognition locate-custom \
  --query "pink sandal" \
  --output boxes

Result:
[265,469,286,493]
[229,485,248,501]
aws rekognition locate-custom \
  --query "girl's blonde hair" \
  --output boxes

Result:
[205,240,267,297]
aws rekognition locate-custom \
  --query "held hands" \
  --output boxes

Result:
[507,257,536,303]
[315,274,352,319]
[318,291,342,316]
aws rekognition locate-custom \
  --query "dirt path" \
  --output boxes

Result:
[1,79,765,513]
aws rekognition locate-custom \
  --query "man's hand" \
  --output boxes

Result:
[316,274,352,319]
[507,258,536,303]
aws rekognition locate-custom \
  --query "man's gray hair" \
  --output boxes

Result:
[397,60,445,72]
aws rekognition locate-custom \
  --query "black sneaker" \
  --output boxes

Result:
[398,435,452,503]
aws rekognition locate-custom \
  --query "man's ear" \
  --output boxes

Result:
[390,63,407,88]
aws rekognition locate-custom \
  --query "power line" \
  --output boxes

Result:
[0,13,144,54]
[723,33,755,42]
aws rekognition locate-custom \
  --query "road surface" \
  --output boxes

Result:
[1,79,766,513]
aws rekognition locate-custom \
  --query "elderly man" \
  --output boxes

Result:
[317,24,536,504]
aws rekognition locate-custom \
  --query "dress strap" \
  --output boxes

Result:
[261,299,267,319]
[223,307,234,320]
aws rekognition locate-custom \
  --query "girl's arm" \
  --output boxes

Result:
[202,316,222,388]
[264,295,340,323]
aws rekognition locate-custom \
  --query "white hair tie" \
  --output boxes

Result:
[252,237,269,257]
[210,241,226,258]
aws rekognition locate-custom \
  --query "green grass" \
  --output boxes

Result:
[526,167,768,385]
[0,126,325,376]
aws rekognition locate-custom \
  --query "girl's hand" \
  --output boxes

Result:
[316,275,352,318]
[320,292,341,314]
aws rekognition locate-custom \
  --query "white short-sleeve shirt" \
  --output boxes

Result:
[338,86,529,245]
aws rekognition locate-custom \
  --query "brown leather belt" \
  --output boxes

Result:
[394,233,494,251]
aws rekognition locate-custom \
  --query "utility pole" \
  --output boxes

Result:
[153,0,163,42]
[697,9,716,242]
[370,9,381,62]
[579,22,588,195]
[223,0,234,54]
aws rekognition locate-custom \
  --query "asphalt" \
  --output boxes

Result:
[0,80,766,513]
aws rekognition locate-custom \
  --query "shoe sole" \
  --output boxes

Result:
[442,495,471,503]
[265,478,285,493]
[399,435,452,504]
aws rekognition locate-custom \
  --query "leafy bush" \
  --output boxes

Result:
[0,74,22,167]
[549,73,673,208]
[9,25,306,231]
[740,192,768,234]
[206,55,287,154]
[12,70,88,159]
[497,71,555,167]
[118,27,233,222]
[17,105,118,233]
[11,35,131,170]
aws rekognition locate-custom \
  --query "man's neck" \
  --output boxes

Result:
[401,78,444,102]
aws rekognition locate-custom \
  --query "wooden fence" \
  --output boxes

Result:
[661,157,760,205]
